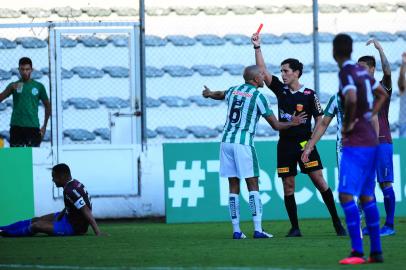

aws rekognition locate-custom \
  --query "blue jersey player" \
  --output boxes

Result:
[0,163,103,237]
[333,34,388,264]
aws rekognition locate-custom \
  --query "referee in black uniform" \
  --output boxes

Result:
[252,33,346,237]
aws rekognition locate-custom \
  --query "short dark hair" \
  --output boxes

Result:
[243,65,261,82]
[281,58,303,78]
[333,34,353,58]
[358,55,376,68]
[52,163,71,177]
[18,57,32,67]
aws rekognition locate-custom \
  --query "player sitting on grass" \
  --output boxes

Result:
[0,163,104,237]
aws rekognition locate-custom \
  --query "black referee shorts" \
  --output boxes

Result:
[277,137,323,177]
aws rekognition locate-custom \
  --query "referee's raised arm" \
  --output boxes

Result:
[251,33,273,87]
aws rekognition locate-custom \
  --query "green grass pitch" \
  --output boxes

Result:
[0,218,405,270]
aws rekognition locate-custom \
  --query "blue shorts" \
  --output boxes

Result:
[339,146,377,197]
[376,143,394,183]
[53,212,75,236]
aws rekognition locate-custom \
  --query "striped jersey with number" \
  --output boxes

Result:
[221,83,273,146]
[324,93,344,148]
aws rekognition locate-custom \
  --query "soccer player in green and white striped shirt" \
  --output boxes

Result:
[203,65,306,239]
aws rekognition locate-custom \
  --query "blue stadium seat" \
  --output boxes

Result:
[256,124,277,137]
[146,97,162,107]
[146,66,165,77]
[194,34,225,46]
[172,6,200,16]
[261,34,284,44]
[53,7,82,17]
[159,96,191,107]
[346,32,369,42]
[265,63,281,74]
[102,66,129,78]
[318,4,343,13]
[303,64,312,73]
[317,92,331,103]
[166,35,196,46]
[396,31,406,40]
[186,125,219,138]
[145,35,168,46]
[265,95,278,105]
[188,95,222,106]
[147,128,158,138]
[61,37,78,48]
[145,7,171,16]
[62,101,69,110]
[368,31,398,42]
[0,38,17,49]
[282,33,312,44]
[191,65,224,76]
[370,2,397,12]
[286,4,312,13]
[40,67,49,75]
[67,97,99,109]
[5,99,13,107]
[15,37,47,48]
[97,97,130,109]
[319,62,338,73]
[42,130,51,142]
[71,66,104,78]
[162,65,194,77]
[82,7,112,17]
[106,35,128,47]
[221,64,244,75]
[112,7,138,16]
[93,128,110,140]
[390,94,397,101]
[155,126,189,139]
[22,7,51,18]
[63,129,96,141]
[76,36,108,47]
[0,69,12,80]
[255,5,286,14]
[0,103,7,111]
[318,32,335,42]
[62,68,74,79]
[223,34,251,45]
[215,125,224,132]
[0,130,10,142]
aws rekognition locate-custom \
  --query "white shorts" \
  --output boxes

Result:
[219,142,259,179]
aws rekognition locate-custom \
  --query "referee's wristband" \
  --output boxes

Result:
[254,45,260,49]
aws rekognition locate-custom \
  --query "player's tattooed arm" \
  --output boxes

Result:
[202,85,225,100]
[368,39,391,89]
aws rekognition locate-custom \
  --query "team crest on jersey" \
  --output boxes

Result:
[296,104,303,112]
[304,90,312,95]
[31,88,39,95]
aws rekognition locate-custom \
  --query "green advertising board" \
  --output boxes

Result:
[0,148,34,225]
[164,139,406,223]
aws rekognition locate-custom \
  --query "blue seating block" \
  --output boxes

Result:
[145,35,168,46]
[10,68,43,79]
[67,97,99,109]
[146,97,162,108]
[162,65,194,77]
[42,130,51,142]
[107,35,128,47]
[261,34,284,44]
[221,64,244,75]
[102,66,129,78]
[0,103,7,111]
[256,124,277,137]
[61,37,78,48]
[98,97,130,109]
[93,128,110,140]
[317,92,331,103]
[0,69,12,80]
[155,126,189,139]
[159,96,191,107]
[191,65,223,76]
[188,95,222,106]
[0,130,10,142]
[62,68,74,79]
[186,125,219,138]
[319,62,338,73]
[346,32,369,42]
[223,34,251,45]
[282,33,312,43]
[318,32,335,42]
[327,125,337,135]
[368,31,398,42]
[194,34,225,46]
[77,36,108,47]
[147,128,158,138]
[146,66,165,77]
[166,35,196,46]
[15,37,47,48]
[71,66,104,78]
[0,38,17,49]
[63,129,96,141]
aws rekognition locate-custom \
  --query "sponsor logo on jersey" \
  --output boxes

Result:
[304,161,319,168]
[278,167,290,173]
[279,109,292,121]
[232,91,253,98]
[31,88,39,95]
[296,104,303,112]
[304,90,312,95]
